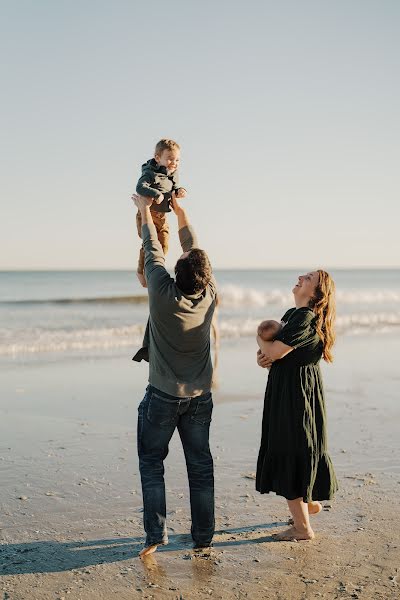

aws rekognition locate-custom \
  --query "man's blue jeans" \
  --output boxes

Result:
[137,385,215,548]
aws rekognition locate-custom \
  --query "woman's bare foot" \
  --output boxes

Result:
[136,272,147,288]
[288,501,322,524]
[273,526,315,542]
[139,544,158,557]
[308,501,323,515]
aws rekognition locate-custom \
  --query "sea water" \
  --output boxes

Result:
[0,269,399,364]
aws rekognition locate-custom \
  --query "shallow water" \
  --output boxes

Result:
[1,269,399,363]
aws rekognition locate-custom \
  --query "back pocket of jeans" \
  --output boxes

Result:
[147,392,179,427]
[191,394,213,425]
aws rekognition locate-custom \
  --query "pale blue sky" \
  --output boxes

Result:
[1,0,399,269]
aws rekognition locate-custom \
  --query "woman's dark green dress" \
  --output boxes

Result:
[256,307,338,502]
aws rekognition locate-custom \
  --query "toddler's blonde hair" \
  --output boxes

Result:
[155,138,180,156]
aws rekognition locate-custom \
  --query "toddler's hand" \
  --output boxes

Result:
[175,188,187,199]
[154,193,164,204]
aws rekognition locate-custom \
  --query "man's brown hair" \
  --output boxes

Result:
[155,138,180,156]
[175,249,212,295]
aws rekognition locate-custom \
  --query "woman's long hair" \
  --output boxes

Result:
[310,270,336,362]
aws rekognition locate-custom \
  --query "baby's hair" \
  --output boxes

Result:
[155,139,180,156]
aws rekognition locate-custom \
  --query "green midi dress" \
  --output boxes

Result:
[256,307,338,502]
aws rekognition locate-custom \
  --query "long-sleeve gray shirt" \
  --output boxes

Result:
[132,219,217,397]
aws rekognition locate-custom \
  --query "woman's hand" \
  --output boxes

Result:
[257,349,273,370]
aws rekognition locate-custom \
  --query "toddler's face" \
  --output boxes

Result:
[156,149,180,173]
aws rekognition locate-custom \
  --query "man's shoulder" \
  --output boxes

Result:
[207,276,218,297]
[148,273,177,301]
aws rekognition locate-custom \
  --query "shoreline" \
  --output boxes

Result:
[1,335,399,599]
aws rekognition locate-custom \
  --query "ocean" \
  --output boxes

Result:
[1,269,399,365]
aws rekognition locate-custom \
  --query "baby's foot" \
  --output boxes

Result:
[136,272,147,288]
[273,526,315,542]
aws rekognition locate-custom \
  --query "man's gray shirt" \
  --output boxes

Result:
[133,220,217,397]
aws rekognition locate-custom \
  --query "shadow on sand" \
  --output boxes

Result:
[0,522,283,576]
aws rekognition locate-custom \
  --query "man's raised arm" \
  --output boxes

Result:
[132,194,169,288]
[170,195,199,252]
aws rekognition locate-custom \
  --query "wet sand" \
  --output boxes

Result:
[1,335,400,599]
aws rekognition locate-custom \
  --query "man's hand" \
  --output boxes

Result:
[175,188,187,199]
[170,192,184,215]
[257,349,273,370]
[132,193,153,211]
[170,192,189,229]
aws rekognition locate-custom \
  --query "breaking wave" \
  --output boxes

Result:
[1,312,399,357]
[3,286,400,309]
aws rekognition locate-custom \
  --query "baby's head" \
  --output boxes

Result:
[257,319,281,341]
[155,138,180,174]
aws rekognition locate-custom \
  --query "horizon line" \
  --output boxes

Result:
[1,266,399,272]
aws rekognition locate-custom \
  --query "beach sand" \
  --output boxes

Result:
[1,335,400,599]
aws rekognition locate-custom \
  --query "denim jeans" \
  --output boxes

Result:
[137,385,214,548]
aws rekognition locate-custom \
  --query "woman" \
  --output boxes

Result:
[256,270,338,541]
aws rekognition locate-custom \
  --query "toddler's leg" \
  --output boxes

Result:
[136,209,143,238]
[136,210,147,287]
[137,247,145,275]
[152,212,170,256]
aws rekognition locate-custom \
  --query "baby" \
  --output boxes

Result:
[135,138,187,287]
[257,319,282,341]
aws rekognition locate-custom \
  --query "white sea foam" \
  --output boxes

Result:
[219,285,400,308]
[218,312,400,338]
[7,286,399,310]
[1,312,399,357]
[0,324,145,357]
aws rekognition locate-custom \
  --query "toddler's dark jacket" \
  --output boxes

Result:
[136,158,185,213]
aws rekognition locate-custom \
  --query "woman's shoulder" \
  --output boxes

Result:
[281,306,314,324]
[281,307,296,323]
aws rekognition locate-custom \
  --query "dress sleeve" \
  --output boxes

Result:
[280,308,296,323]
[275,308,316,349]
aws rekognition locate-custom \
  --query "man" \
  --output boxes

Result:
[132,192,217,557]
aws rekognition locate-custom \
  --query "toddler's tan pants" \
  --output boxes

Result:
[136,209,170,274]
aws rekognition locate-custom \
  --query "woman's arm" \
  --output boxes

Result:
[256,335,294,361]
[257,349,273,369]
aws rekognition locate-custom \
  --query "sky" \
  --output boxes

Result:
[1,0,399,269]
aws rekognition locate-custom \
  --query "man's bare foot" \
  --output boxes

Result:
[139,544,158,557]
[288,501,322,524]
[273,526,315,542]
[137,272,147,288]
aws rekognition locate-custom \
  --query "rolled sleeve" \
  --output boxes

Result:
[275,308,316,349]
[179,225,199,252]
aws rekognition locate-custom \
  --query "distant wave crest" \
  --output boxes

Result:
[3,285,400,308]
[219,312,400,338]
[219,285,400,308]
